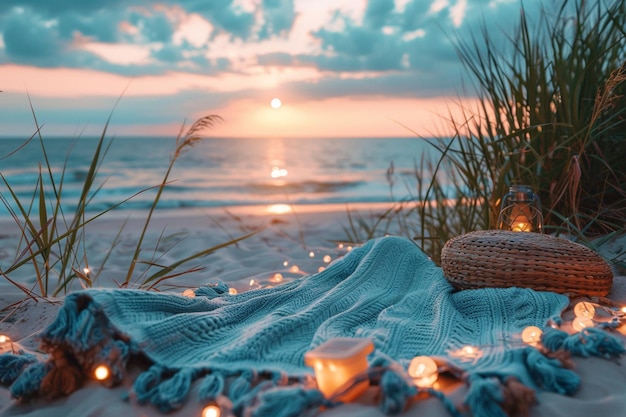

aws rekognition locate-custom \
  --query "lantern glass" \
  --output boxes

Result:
[304,338,373,402]
[496,185,543,233]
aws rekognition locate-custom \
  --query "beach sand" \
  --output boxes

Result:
[1,204,625,417]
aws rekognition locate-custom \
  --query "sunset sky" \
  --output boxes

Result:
[0,0,539,139]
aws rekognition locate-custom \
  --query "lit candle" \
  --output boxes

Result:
[202,404,221,417]
[521,326,543,345]
[573,302,595,318]
[510,214,532,232]
[93,364,110,381]
[572,316,594,332]
[408,356,438,388]
[304,338,373,402]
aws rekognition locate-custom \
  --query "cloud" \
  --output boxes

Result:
[257,0,297,40]
[2,9,64,63]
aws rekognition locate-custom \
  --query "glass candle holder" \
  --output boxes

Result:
[304,338,373,402]
[496,185,543,233]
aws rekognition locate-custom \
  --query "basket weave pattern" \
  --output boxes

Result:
[440,230,613,296]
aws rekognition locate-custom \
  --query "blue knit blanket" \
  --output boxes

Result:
[1,236,624,417]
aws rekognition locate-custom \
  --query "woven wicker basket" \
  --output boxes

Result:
[440,230,613,296]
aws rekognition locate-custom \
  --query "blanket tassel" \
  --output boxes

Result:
[542,327,625,359]
[0,353,37,385]
[523,347,579,395]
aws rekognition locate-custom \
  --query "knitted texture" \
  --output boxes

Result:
[3,236,622,417]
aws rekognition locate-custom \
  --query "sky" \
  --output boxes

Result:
[0,0,540,139]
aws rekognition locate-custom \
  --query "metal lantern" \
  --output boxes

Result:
[496,185,543,233]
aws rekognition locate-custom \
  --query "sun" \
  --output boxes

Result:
[270,98,282,109]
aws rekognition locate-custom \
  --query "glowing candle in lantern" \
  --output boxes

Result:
[93,364,110,381]
[408,356,439,388]
[574,302,595,318]
[304,338,373,402]
[521,326,543,345]
[572,316,594,332]
[202,404,221,417]
[496,185,543,233]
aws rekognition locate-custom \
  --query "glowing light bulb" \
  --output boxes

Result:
[574,302,595,318]
[229,288,238,295]
[408,356,438,388]
[270,273,283,283]
[462,346,475,355]
[323,255,332,263]
[94,365,110,381]
[521,326,543,345]
[289,265,300,273]
[283,261,289,267]
[309,251,315,258]
[0,334,10,344]
[572,316,594,332]
[182,289,196,298]
[202,404,221,417]
[83,267,90,274]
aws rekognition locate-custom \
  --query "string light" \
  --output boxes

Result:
[289,265,300,273]
[573,302,595,318]
[572,316,594,332]
[270,273,283,283]
[229,288,238,295]
[0,334,9,344]
[408,356,438,388]
[323,255,332,263]
[202,404,221,417]
[309,251,315,258]
[182,289,196,298]
[521,326,543,345]
[93,365,110,381]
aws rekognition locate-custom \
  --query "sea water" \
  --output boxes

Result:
[0,136,441,219]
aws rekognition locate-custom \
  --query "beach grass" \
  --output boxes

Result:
[346,0,625,266]
[0,107,257,298]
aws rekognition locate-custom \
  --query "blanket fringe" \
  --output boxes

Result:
[542,327,625,359]
[464,375,507,417]
[0,353,37,385]
[378,366,417,414]
[9,362,50,401]
[198,371,226,402]
[247,386,325,417]
[523,347,579,395]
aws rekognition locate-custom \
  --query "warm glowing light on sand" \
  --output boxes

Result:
[522,326,543,345]
[270,98,282,109]
[270,273,283,283]
[202,404,221,417]
[408,356,438,388]
[94,365,110,381]
[267,204,292,214]
[572,317,594,332]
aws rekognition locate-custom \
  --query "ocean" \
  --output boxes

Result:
[0,136,439,219]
